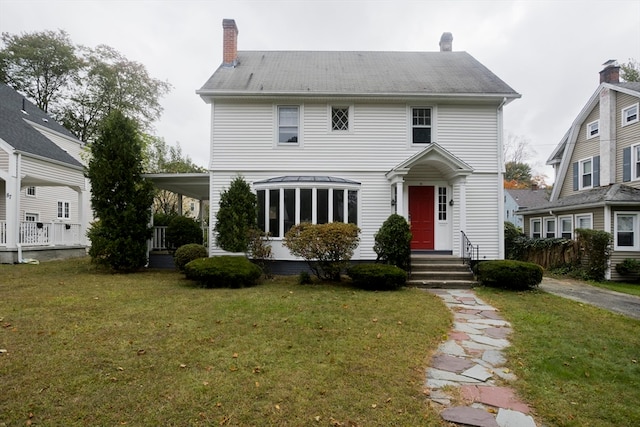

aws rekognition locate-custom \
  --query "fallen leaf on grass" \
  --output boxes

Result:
[275,404,281,410]
[179,364,187,369]
[232,353,238,358]
[137,349,146,356]
[371,403,377,408]
[376,333,382,339]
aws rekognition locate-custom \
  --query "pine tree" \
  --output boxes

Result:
[86,110,156,271]
[215,177,257,252]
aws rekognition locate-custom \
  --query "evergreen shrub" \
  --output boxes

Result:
[183,256,262,288]
[166,215,203,251]
[615,258,640,279]
[576,229,612,281]
[347,263,407,291]
[173,243,207,271]
[477,260,543,290]
[373,214,412,271]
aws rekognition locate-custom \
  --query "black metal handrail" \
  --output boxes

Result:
[461,231,479,266]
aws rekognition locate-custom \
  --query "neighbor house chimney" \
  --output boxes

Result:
[599,60,620,84]
[222,19,238,67]
[439,32,453,52]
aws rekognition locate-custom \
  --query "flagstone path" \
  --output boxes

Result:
[424,289,538,427]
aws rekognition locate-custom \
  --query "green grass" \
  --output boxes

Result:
[476,287,640,427]
[591,281,640,297]
[0,258,452,426]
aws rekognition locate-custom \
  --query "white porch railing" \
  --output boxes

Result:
[0,222,83,247]
[152,226,168,250]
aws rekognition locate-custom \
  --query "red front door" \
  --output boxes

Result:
[409,186,435,250]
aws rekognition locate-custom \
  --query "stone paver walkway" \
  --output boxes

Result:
[424,289,537,427]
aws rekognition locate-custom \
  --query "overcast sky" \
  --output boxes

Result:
[1,0,639,183]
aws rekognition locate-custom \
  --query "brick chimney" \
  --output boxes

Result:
[599,60,620,84]
[222,19,238,67]
[439,32,453,52]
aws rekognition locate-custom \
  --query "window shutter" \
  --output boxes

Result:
[573,162,579,191]
[593,156,600,187]
[623,147,631,182]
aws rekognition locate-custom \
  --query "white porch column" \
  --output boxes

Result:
[455,177,467,257]
[395,180,405,217]
[77,188,89,245]
[5,153,21,249]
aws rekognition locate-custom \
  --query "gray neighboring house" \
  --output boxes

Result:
[519,62,640,280]
[0,83,89,263]
[504,187,548,229]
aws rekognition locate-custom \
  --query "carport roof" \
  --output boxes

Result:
[144,173,210,200]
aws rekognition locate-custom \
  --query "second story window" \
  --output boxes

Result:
[581,158,592,189]
[278,106,299,144]
[331,107,349,131]
[622,103,639,126]
[25,186,36,197]
[412,107,432,144]
[587,120,599,138]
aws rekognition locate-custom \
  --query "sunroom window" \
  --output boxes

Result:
[255,176,360,238]
[559,216,573,239]
[531,218,541,239]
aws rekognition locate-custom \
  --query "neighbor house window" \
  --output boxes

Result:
[634,144,640,180]
[615,213,639,250]
[587,120,599,138]
[25,186,36,197]
[530,218,541,239]
[580,158,593,189]
[622,103,639,126]
[331,106,349,131]
[438,187,447,221]
[576,214,592,230]
[278,106,299,143]
[57,201,70,219]
[255,177,360,238]
[559,216,573,239]
[544,218,556,238]
[412,107,432,144]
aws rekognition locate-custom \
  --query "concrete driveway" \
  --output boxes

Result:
[540,277,640,320]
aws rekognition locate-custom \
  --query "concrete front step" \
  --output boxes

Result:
[409,254,476,289]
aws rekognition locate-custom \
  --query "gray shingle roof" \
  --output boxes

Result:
[199,51,520,97]
[506,189,549,209]
[518,184,640,214]
[0,83,82,168]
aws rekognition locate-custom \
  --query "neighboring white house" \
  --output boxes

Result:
[196,19,520,266]
[0,83,90,263]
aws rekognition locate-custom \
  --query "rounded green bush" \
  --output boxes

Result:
[173,243,208,271]
[347,263,407,291]
[374,214,412,271]
[184,256,262,288]
[477,260,543,290]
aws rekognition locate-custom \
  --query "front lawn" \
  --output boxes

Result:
[477,287,640,427]
[591,281,640,297]
[0,258,451,426]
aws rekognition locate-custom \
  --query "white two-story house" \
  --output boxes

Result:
[0,83,90,263]
[520,62,640,280]
[197,19,520,269]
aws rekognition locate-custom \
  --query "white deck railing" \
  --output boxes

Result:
[152,226,168,250]
[0,221,82,247]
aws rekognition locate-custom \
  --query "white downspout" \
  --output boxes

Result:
[15,153,22,262]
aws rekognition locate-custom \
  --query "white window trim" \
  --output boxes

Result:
[575,213,593,230]
[57,200,70,220]
[25,212,40,222]
[256,183,360,239]
[559,215,573,239]
[614,212,640,251]
[530,217,542,239]
[579,157,594,190]
[586,120,599,139]
[275,105,303,146]
[328,105,353,133]
[543,217,556,238]
[622,103,639,127]
[408,105,436,145]
[632,143,640,181]
[25,186,36,197]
